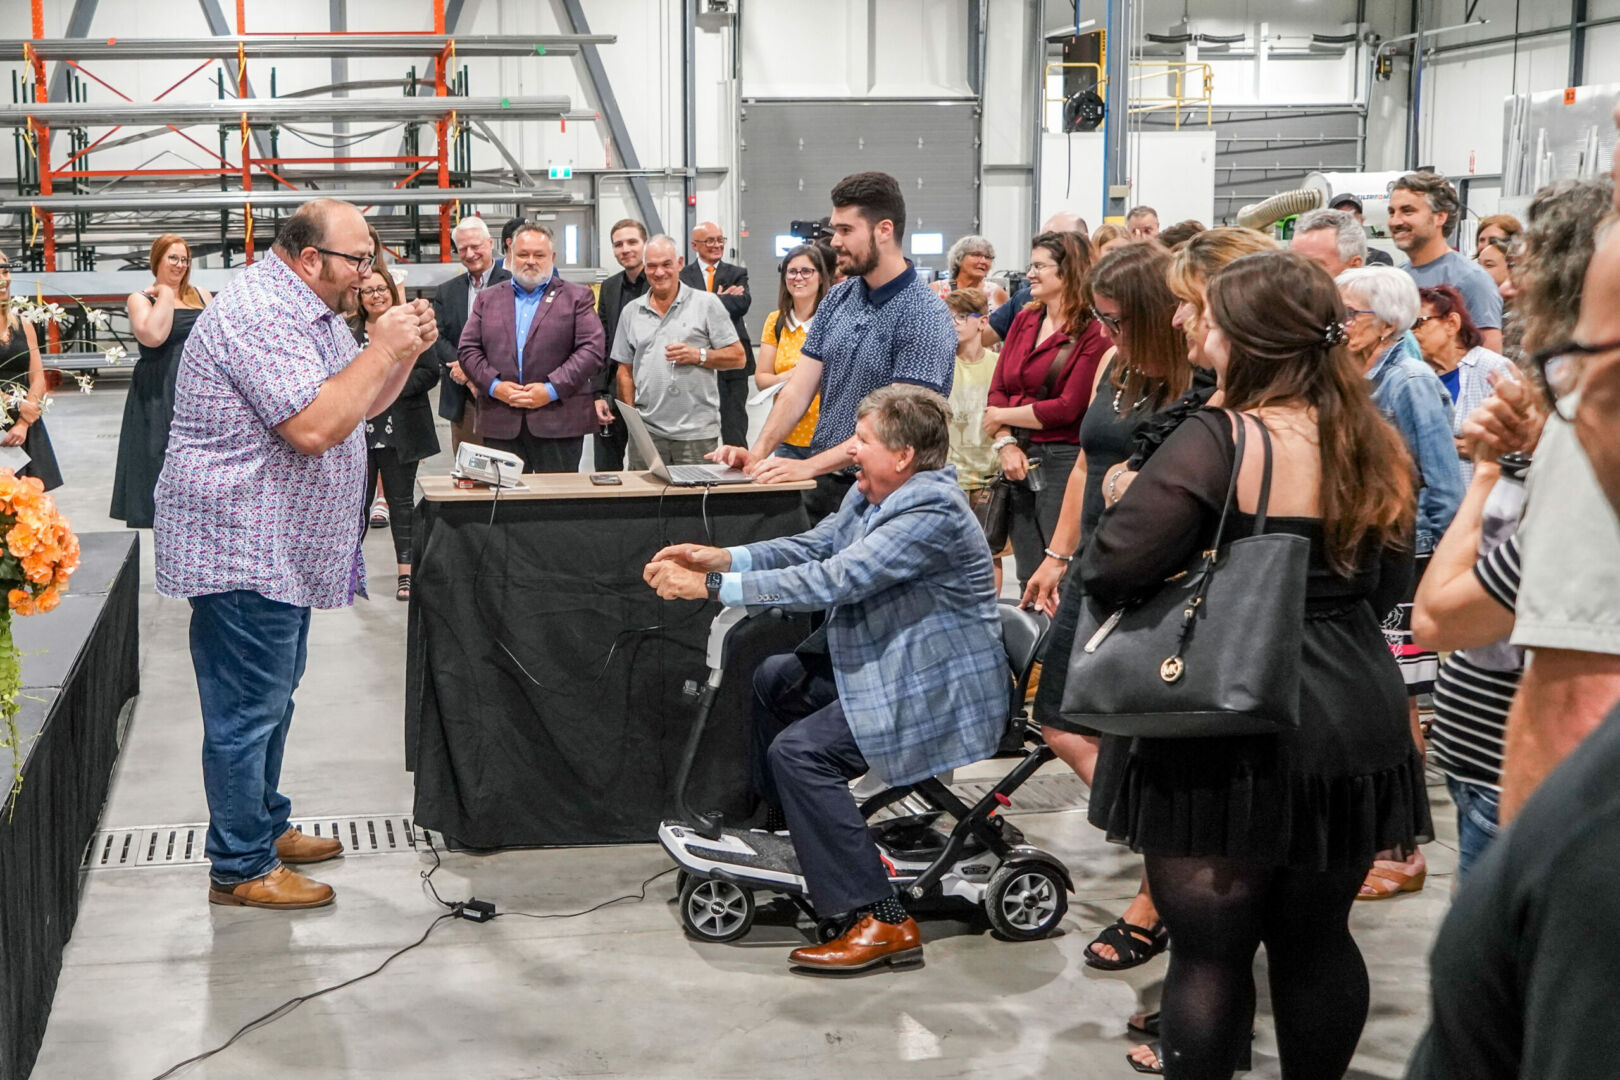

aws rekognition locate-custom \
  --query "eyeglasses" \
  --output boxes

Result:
[313,247,376,276]
[163,254,191,266]
[0,265,11,276]
[1026,261,1058,276]
[784,267,818,279]
[950,312,983,324]
[1410,314,1436,329]
[359,286,393,299]
[697,235,726,245]
[1530,336,1620,409]
[1091,305,1122,334]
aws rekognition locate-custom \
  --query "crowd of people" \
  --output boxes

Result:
[64,119,1619,1077]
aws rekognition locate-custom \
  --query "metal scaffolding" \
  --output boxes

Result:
[8,0,615,279]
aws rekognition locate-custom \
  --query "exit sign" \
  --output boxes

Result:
[548,166,573,180]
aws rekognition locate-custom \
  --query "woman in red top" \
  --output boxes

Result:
[982,230,1112,590]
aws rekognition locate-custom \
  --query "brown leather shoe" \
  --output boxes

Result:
[208,865,335,910]
[788,915,923,972]
[276,826,344,865]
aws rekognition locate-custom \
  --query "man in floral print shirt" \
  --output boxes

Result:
[155,198,437,910]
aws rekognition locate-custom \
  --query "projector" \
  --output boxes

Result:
[452,442,525,488]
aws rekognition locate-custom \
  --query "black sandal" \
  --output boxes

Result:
[1128,1010,1160,1038]
[1126,1038,1252,1074]
[1084,918,1169,971]
[396,574,411,601]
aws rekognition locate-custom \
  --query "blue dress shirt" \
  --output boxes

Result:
[489,273,559,402]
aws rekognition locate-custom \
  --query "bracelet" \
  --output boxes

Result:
[1106,467,1127,504]
[991,434,1017,454]
[1043,548,1074,563]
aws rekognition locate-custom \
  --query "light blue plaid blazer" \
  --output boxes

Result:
[738,467,1007,785]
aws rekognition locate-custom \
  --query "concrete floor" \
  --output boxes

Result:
[27,378,1453,1079]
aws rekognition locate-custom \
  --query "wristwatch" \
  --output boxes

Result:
[705,571,723,601]
[699,347,709,368]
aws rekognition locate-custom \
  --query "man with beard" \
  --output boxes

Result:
[711,171,956,520]
[459,222,606,473]
[155,198,438,909]
[1389,171,1504,353]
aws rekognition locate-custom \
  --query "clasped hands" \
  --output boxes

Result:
[643,543,731,600]
[493,380,555,410]
[1459,370,1544,462]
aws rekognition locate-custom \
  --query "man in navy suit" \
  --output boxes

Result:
[459,224,606,473]
[432,217,510,451]
[681,221,754,446]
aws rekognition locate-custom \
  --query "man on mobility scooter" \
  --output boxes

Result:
[644,385,1008,972]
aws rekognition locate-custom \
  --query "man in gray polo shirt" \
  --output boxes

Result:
[1389,171,1504,352]
[613,234,745,467]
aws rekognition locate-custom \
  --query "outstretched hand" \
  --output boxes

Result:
[644,561,708,600]
[647,543,731,573]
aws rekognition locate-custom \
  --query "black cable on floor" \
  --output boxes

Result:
[148,836,676,1080]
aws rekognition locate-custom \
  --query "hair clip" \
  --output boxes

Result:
[1321,321,1348,347]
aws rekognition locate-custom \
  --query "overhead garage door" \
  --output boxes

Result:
[738,99,980,341]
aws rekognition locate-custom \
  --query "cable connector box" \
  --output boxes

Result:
[457,898,497,923]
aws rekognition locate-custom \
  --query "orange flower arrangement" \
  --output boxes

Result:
[0,469,78,615]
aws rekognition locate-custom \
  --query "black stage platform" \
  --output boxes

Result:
[0,533,139,1080]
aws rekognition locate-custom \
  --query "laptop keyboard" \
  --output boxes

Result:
[667,463,748,483]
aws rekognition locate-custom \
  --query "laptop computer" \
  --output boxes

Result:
[618,404,753,486]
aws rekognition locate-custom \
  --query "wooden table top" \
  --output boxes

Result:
[417,470,816,503]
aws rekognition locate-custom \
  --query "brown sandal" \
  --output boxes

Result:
[1355,859,1427,901]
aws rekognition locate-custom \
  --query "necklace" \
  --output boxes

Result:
[1113,369,1150,414]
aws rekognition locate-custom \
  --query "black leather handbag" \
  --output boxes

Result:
[1058,412,1309,738]
[970,478,1012,550]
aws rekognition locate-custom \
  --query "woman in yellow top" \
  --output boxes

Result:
[755,244,830,459]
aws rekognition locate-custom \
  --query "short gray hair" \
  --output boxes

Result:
[644,234,680,259]
[451,216,491,242]
[509,222,554,249]
[947,234,995,278]
[856,385,952,472]
[1295,208,1367,266]
[1336,265,1420,333]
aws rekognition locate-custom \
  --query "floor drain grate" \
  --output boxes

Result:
[81,815,441,871]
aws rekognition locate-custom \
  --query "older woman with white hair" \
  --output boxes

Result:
[1337,264,1462,902]
[933,234,1009,306]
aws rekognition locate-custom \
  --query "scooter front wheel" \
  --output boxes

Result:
[984,862,1068,941]
[679,876,757,943]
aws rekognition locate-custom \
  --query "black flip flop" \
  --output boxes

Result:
[1125,1035,1254,1074]
[1084,918,1169,971]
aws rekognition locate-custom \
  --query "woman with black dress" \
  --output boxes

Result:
[1083,252,1431,1078]
[112,234,210,526]
[351,256,440,600]
[0,252,63,492]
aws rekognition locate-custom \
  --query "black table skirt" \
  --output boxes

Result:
[0,533,139,1080]
[407,490,811,848]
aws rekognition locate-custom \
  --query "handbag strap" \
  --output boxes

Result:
[1252,417,1276,534]
[1038,335,1079,400]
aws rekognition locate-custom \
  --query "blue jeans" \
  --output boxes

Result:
[773,443,816,460]
[1445,776,1501,879]
[190,590,312,886]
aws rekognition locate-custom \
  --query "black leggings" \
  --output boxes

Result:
[367,446,419,566]
[1145,854,1372,1080]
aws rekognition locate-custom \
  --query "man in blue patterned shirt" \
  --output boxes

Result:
[712,172,956,520]
[647,385,1006,972]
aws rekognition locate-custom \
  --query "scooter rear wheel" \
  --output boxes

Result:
[679,876,757,943]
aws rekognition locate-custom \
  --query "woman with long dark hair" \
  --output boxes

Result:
[1084,251,1430,1077]
[114,233,211,525]
[981,230,1109,590]
[755,243,830,460]
[1023,242,1191,973]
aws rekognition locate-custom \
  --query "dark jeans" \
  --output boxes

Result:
[594,412,629,471]
[752,652,892,918]
[1008,442,1080,592]
[773,443,816,461]
[719,371,750,447]
[367,445,420,565]
[804,471,855,525]
[484,431,584,474]
[189,590,311,886]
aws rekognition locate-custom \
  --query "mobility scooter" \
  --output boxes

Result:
[658,602,1074,944]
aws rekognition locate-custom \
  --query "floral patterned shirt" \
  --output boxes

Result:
[154,251,367,609]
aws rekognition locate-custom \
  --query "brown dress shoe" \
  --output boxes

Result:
[208,865,335,910]
[275,826,344,865]
[788,915,923,972]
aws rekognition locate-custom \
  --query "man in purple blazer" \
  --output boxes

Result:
[460,223,606,472]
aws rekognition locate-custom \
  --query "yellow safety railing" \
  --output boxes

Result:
[1127,61,1214,128]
